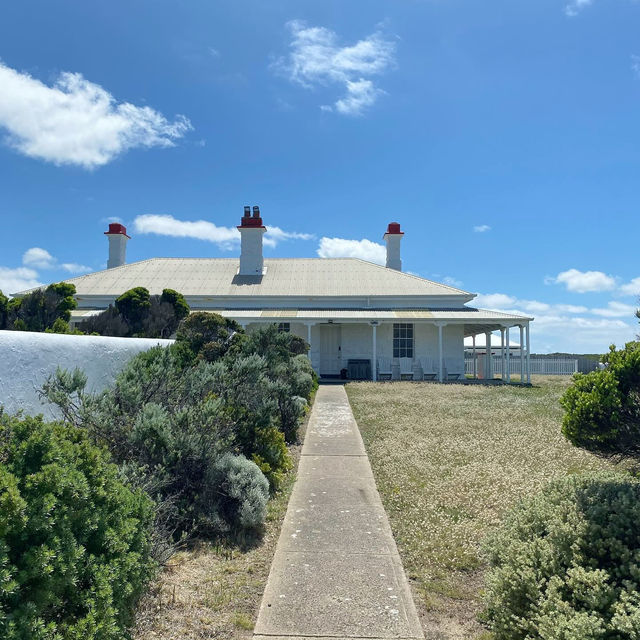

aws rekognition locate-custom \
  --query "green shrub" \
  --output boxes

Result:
[176,311,241,360]
[0,414,154,640]
[561,341,640,460]
[196,453,269,537]
[80,289,191,338]
[483,471,640,639]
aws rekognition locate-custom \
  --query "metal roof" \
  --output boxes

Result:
[42,258,474,299]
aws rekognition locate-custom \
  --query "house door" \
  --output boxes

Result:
[320,324,342,376]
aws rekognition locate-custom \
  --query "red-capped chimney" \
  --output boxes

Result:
[104,223,130,269]
[383,222,403,271]
[237,205,266,275]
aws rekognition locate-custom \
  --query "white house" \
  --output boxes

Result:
[35,207,534,383]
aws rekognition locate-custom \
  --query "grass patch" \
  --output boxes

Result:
[346,376,616,639]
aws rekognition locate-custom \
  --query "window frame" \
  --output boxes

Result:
[393,323,414,359]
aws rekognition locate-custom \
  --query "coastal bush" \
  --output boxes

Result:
[483,472,640,639]
[79,287,190,338]
[195,453,269,536]
[2,283,77,333]
[0,413,154,640]
[561,341,640,460]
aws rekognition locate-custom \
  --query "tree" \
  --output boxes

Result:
[115,286,151,334]
[0,290,7,329]
[5,283,77,332]
[160,288,189,322]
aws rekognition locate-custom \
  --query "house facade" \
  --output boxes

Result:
[58,207,533,382]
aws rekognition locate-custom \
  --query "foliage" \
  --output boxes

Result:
[175,311,241,361]
[80,288,190,338]
[3,283,77,333]
[561,341,640,460]
[483,471,640,640]
[0,413,154,640]
[115,287,151,334]
[236,324,316,443]
[0,290,7,330]
[195,453,269,537]
[42,315,315,548]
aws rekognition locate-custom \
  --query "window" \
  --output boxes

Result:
[393,323,414,358]
[277,322,290,333]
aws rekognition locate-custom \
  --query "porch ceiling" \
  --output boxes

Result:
[198,308,532,329]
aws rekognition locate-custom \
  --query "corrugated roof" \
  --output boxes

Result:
[46,258,473,299]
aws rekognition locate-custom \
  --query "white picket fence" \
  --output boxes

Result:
[465,356,578,376]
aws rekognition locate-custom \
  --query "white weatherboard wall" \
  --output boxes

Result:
[0,331,173,419]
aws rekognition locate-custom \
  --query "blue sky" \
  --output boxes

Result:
[1,0,639,353]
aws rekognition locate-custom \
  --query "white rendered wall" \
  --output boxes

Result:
[238,228,265,275]
[0,331,173,419]
[107,234,128,269]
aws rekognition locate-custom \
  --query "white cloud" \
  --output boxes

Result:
[552,268,616,293]
[473,224,491,233]
[0,61,192,168]
[473,293,517,309]
[275,20,395,116]
[132,214,312,250]
[565,0,593,16]
[21,247,90,275]
[471,291,636,352]
[60,263,92,274]
[619,277,640,297]
[22,247,56,269]
[317,236,386,264]
[0,267,41,295]
[591,301,638,318]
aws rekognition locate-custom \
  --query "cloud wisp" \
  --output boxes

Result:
[133,214,313,250]
[565,0,593,16]
[0,62,192,169]
[473,224,491,233]
[274,20,396,116]
[317,236,386,264]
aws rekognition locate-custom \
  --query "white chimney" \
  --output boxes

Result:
[104,223,130,269]
[237,205,266,275]
[383,222,403,271]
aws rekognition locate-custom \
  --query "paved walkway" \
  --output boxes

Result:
[253,385,424,640]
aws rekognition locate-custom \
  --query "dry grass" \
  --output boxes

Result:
[133,420,309,640]
[346,376,616,640]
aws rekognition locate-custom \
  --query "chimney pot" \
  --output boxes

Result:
[252,205,260,218]
[243,205,251,217]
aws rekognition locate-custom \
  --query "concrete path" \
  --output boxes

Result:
[253,385,424,640]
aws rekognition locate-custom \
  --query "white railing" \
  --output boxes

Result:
[465,356,578,376]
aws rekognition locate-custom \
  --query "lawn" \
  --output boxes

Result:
[346,376,616,640]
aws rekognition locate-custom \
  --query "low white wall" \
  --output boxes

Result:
[0,331,173,419]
